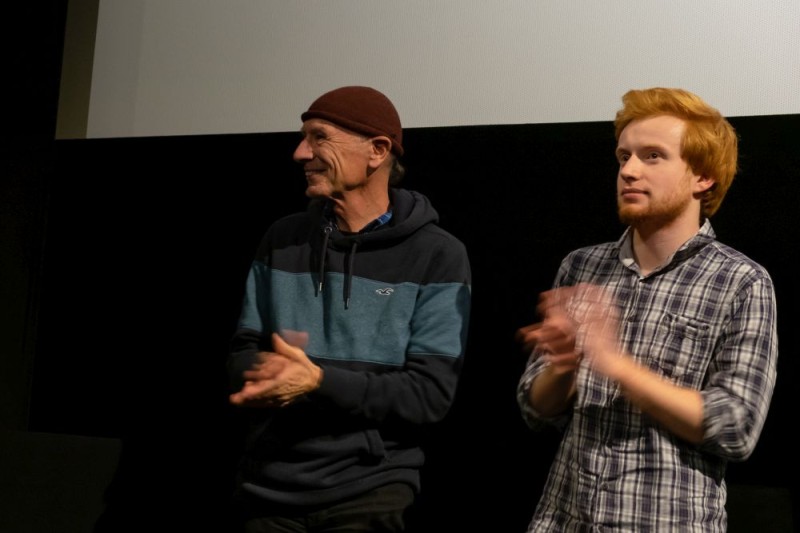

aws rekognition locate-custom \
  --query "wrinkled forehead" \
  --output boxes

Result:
[300,118,367,140]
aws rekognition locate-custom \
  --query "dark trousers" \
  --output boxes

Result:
[240,483,415,533]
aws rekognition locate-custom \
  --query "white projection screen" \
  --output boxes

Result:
[56,0,800,139]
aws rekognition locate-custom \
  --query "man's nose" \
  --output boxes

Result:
[293,138,313,162]
[619,156,642,181]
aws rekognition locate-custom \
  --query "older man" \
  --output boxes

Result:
[516,88,778,531]
[228,86,471,532]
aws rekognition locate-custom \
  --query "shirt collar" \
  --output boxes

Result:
[617,219,716,276]
[323,201,393,234]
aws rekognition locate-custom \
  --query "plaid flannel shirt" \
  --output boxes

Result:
[518,221,778,532]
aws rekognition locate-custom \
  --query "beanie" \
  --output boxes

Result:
[300,86,404,156]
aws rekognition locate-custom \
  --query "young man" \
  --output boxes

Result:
[516,87,778,531]
[228,86,471,532]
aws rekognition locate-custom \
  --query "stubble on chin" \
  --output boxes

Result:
[618,211,643,227]
[617,200,641,226]
[617,197,691,228]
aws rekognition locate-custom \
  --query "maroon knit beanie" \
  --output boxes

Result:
[301,86,404,156]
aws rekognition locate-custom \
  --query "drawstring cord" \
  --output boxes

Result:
[317,201,391,306]
[317,224,333,295]
[344,241,359,309]
[316,223,357,310]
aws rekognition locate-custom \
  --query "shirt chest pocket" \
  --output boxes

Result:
[646,312,713,386]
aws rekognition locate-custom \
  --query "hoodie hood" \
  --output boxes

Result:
[311,188,439,308]
[318,188,438,248]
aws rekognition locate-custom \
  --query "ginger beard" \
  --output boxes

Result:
[617,169,697,227]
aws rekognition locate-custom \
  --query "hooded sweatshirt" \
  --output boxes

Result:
[229,188,472,506]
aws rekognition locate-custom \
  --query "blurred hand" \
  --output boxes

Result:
[516,288,581,375]
[229,331,322,408]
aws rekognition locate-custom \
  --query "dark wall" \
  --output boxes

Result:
[25,115,798,531]
[3,2,66,433]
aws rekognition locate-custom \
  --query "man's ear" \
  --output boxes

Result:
[694,174,716,194]
[368,136,392,168]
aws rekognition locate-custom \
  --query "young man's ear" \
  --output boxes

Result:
[695,174,716,194]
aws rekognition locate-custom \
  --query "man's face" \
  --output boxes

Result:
[293,118,373,198]
[615,115,707,227]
